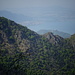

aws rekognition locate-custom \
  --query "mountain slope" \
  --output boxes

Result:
[66,34,75,50]
[37,29,71,38]
[0,17,75,75]
[42,32,64,45]
[0,10,32,23]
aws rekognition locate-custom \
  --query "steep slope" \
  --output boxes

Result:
[37,29,71,38]
[0,17,52,75]
[0,17,45,56]
[42,32,64,45]
[0,17,75,75]
[66,34,75,50]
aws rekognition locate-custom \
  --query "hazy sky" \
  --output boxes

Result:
[0,0,75,9]
[0,0,75,34]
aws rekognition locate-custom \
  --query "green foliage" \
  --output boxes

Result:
[0,17,75,75]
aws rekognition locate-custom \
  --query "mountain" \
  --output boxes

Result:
[0,10,32,23]
[0,17,75,75]
[67,34,75,50]
[42,32,64,45]
[37,29,71,38]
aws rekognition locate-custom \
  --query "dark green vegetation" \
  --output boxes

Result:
[0,17,75,75]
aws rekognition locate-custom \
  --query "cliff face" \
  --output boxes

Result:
[0,17,75,75]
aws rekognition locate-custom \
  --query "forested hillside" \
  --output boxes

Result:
[0,17,75,75]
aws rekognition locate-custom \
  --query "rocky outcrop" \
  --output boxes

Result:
[43,32,63,45]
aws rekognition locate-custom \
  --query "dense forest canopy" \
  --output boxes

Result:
[0,17,75,75]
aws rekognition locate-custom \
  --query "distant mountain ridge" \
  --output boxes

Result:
[37,29,71,38]
[0,10,32,23]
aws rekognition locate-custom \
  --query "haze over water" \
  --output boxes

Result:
[0,0,75,34]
